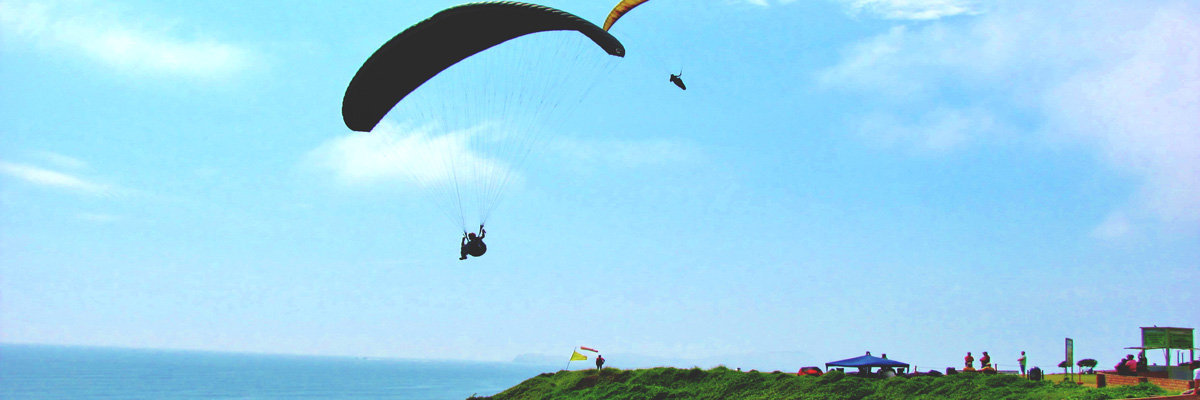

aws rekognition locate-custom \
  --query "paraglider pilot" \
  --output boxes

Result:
[669,72,686,90]
[460,225,487,260]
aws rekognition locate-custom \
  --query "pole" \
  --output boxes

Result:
[566,343,576,369]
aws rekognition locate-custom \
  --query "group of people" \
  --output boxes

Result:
[963,351,994,370]
[963,351,1029,375]
[1113,351,1148,376]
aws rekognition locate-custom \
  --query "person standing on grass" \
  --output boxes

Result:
[596,354,605,370]
[1018,351,1027,376]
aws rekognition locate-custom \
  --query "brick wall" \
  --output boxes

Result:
[1098,373,1196,392]
[1098,373,1139,387]
[1149,377,1197,393]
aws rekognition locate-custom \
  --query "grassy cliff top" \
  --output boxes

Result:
[472,367,1174,400]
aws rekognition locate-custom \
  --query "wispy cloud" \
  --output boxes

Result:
[818,26,924,97]
[819,0,1200,231]
[1043,4,1200,227]
[307,121,704,195]
[307,121,516,188]
[33,151,87,169]
[840,0,982,20]
[736,0,798,7]
[0,160,114,195]
[852,107,998,153]
[0,0,252,79]
[1091,212,1132,240]
[77,212,121,223]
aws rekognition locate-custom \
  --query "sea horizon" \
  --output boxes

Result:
[0,342,529,365]
[0,343,556,399]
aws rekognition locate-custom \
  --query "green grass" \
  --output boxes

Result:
[1042,373,1099,387]
[471,367,1174,400]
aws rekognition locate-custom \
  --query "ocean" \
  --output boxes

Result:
[0,344,553,399]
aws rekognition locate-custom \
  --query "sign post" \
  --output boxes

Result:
[1065,338,1074,382]
[1141,327,1194,366]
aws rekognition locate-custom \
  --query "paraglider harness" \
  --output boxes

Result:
[669,71,686,90]
[460,225,487,260]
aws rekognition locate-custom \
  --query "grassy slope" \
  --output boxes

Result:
[473,367,1174,400]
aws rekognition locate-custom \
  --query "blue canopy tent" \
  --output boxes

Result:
[826,353,911,376]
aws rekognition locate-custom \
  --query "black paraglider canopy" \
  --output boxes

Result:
[342,2,626,132]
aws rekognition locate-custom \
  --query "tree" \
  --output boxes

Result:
[1076,359,1098,374]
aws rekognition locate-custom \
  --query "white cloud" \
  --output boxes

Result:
[853,107,997,152]
[1043,5,1200,224]
[0,161,113,195]
[735,0,798,7]
[739,0,982,19]
[820,0,1200,229]
[307,121,516,189]
[78,212,121,223]
[1091,212,1132,240]
[841,0,982,20]
[818,26,924,97]
[307,122,704,204]
[0,0,252,79]
[34,151,87,170]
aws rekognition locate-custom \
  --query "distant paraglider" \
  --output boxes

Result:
[602,1,689,91]
[669,71,686,90]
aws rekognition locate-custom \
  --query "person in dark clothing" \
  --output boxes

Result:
[1116,355,1134,376]
[1125,355,1139,375]
[596,354,605,370]
[459,225,486,260]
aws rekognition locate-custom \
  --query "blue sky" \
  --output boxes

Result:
[1,0,1197,372]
